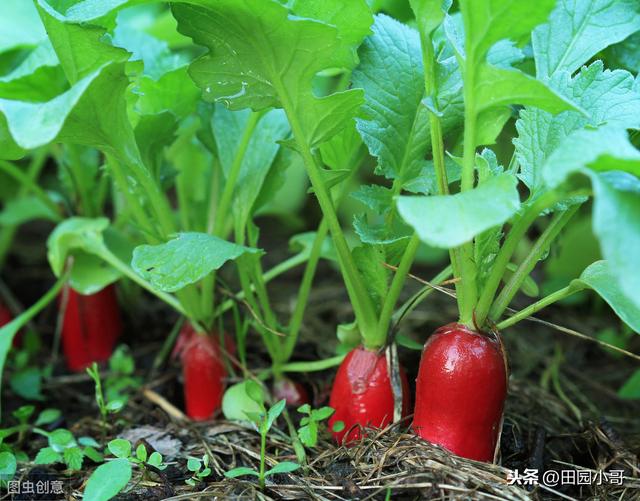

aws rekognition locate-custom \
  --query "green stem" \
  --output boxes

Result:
[259,428,266,490]
[373,233,420,349]
[0,159,61,219]
[201,112,261,321]
[213,252,310,318]
[495,283,585,331]
[213,112,260,236]
[283,148,364,361]
[475,190,561,328]
[489,204,580,322]
[456,40,479,327]
[418,26,467,325]
[0,150,50,267]
[278,91,378,344]
[280,354,346,373]
[283,217,328,360]
[107,155,157,241]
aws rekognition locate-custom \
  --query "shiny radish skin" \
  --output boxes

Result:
[60,285,122,372]
[413,323,508,462]
[328,346,410,444]
[273,378,309,407]
[175,323,226,421]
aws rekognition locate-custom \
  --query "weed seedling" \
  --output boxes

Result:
[225,381,300,489]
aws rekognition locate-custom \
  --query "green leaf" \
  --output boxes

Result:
[590,172,640,310]
[147,452,163,467]
[83,446,104,463]
[107,438,131,459]
[35,408,62,426]
[265,461,301,477]
[221,381,265,422]
[10,367,44,401]
[34,447,62,465]
[459,0,556,63]
[0,40,65,102]
[353,15,462,184]
[12,405,35,423]
[79,436,100,448]
[353,15,429,182]
[311,407,335,421]
[64,446,84,470]
[515,62,640,194]
[173,0,366,147]
[106,399,125,413]
[49,429,76,451]
[410,0,448,35]
[36,0,130,84]
[291,0,373,51]
[187,457,201,472]
[47,217,109,277]
[0,452,16,483]
[475,64,579,115]
[331,420,345,432]
[213,106,289,226]
[132,233,260,292]
[352,244,393,313]
[84,458,132,501]
[135,444,147,462]
[573,261,640,332]
[398,173,521,248]
[532,0,640,79]
[618,369,640,399]
[224,467,259,478]
[297,404,311,415]
[266,399,286,431]
[0,195,60,226]
[0,0,47,53]
[542,125,640,189]
[298,421,318,447]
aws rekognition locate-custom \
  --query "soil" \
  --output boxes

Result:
[2,219,639,500]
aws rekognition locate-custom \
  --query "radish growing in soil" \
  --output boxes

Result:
[60,284,122,372]
[169,0,423,443]
[173,323,227,420]
[394,0,640,461]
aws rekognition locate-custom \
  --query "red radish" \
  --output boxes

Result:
[328,345,410,444]
[412,323,508,462]
[173,323,227,421]
[0,300,11,327]
[60,285,122,372]
[273,377,309,407]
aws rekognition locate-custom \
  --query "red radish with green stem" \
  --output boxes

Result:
[59,284,122,372]
[398,0,640,462]
[169,2,422,442]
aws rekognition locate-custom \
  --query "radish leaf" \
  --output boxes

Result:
[573,260,640,332]
[532,0,640,80]
[398,173,520,248]
[132,233,260,292]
